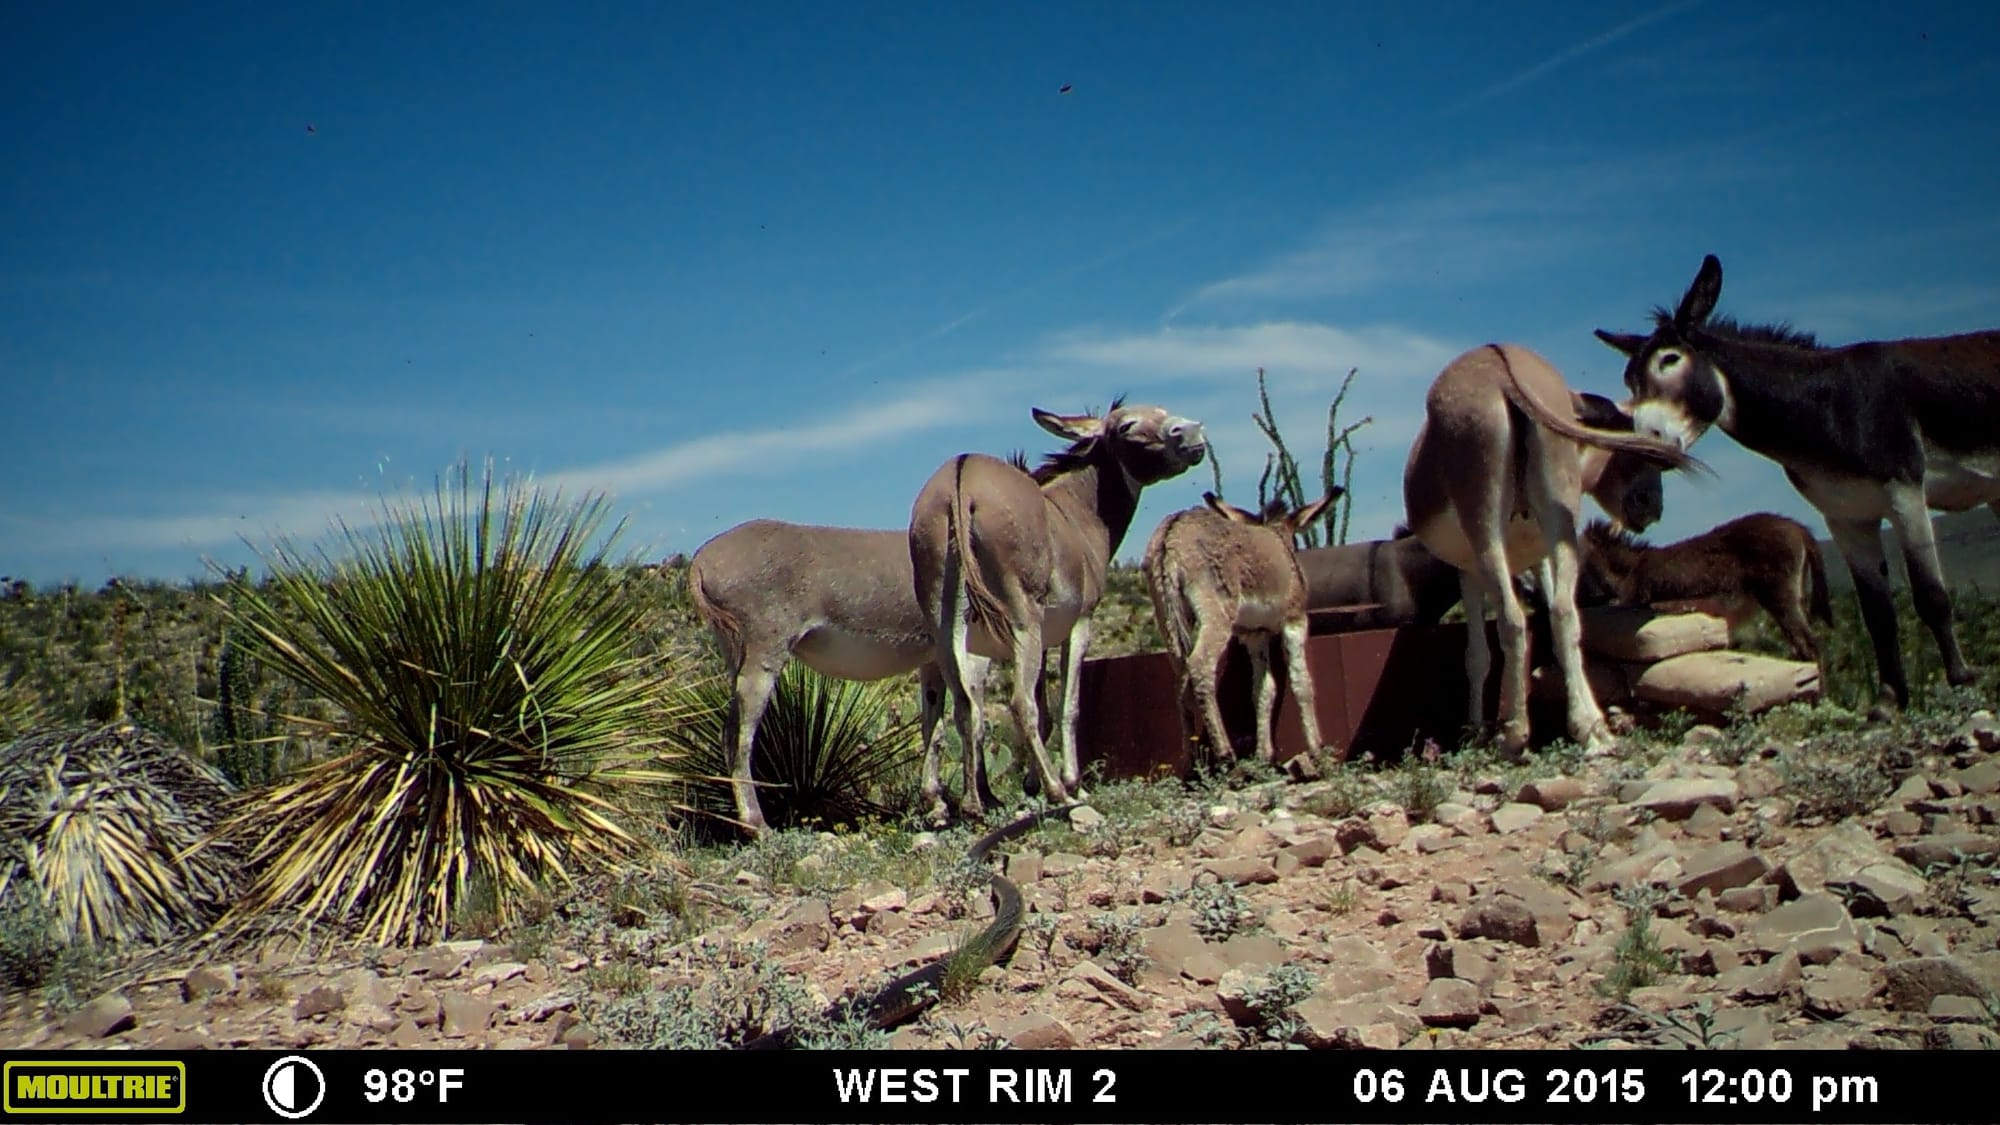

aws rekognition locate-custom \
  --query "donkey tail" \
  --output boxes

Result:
[1486,343,1711,477]
[951,455,1016,649]
[1805,539,1835,626]
[686,553,745,671]
[1142,513,1199,663]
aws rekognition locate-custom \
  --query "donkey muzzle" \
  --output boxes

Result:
[1167,418,1207,460]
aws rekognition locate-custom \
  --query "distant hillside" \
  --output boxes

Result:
[1818,508,2000,595]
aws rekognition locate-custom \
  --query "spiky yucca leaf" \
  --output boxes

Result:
[662,661,924,835]
[200,460,691,946]
[0,722,240,947]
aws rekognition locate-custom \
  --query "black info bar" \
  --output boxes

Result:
[0,1048,1974,1124]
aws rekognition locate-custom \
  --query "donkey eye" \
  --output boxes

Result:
[1659,352,1682,369]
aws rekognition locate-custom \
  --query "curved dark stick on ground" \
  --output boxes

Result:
[736,801,1081,1050]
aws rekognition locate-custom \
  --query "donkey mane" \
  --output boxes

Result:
[1650,308,1820,349]
[1582,517,1651,552]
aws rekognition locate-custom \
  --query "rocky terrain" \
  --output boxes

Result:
[6,698,2000,1055]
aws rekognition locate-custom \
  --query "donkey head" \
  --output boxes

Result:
[1202,488,1344,544]
[1594,254,1728,453]
[1573,519,1637,606]
[1573,390,1665,532]
[1032,401,1208,484]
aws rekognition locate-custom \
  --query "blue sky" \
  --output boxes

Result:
[5,1,1999,587]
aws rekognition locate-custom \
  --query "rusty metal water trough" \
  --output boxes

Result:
[1073,606,1570,781]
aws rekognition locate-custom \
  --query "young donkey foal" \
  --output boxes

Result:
[1598,254,2000,713]
[1403,343,1702,756]
[1579,513,1834,665]
[910,402,1207,822]
[686,520,991,836]
[1143,490,1342,768]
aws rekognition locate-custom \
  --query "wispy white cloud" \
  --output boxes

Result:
[1440,0,1707,115]
[1166,149,1752,319]
[1044,321,1460,383]
[6,373,1018,558]
[538,371,1017,496]
[1757,284,2000,342]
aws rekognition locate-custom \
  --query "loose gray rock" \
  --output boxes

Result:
[181,964,238,1003]
[1455,896,1539,947]
[62,993,135,1039]
[1633,777,1740,820]
[1515,777,1586,812]
[1417,978,1482,1028]
[1677,841,1769,898]
[1880,956,2000,1012]
[1490,803,1544,835]
[1800,965,1876,1018]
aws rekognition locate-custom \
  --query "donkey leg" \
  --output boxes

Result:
[1759,584,1821,665]
[1056,617,1092,795]
[1248,632,1278,766]
[1186,616,1237,767]
[1007,616,1069,807]
[938,566,990,823]
[1826,515,1909,715]
[727,651,788,838]
[918,660,948,821]
[1541,521,1612,754]
[1280,616,1329,763]
[1887,482,1976,688]
[1458,569,1492,746]
[1471,543,1532,758]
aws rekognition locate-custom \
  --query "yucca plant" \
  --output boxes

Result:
[197,460,692,947]
[660,661,926,836]
[0,722,240,948]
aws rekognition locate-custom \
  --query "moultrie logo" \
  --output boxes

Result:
[5,1060,187,1115]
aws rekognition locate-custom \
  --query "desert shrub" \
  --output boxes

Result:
[0,722,240,947]
[658,661,925,837]
[200,460,692,947]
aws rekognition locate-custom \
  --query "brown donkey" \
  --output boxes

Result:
[1143,490,1342,769]
[1578,512,1834,664]
[686,520,992,836]
[1403,343,1705,756]
[910,401,1207,822]
[1294,523,1463,628]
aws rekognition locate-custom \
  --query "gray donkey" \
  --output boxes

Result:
[1143,490,1341,769]
[686,519,994,836]
[910,401,1207,822]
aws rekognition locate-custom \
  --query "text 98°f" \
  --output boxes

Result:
[363,1067,465,1104]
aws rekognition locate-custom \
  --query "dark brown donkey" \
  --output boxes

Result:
[1598,254,2000,713]
[1578,513,1834,665]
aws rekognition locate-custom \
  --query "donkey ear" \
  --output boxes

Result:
[1202,492,1259,524]
[1289,489,1342,532]
[1674,254,1723,330]
[1572,392,1635,431]
[1593,329,1646,356]
[1032,408,1104,441]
